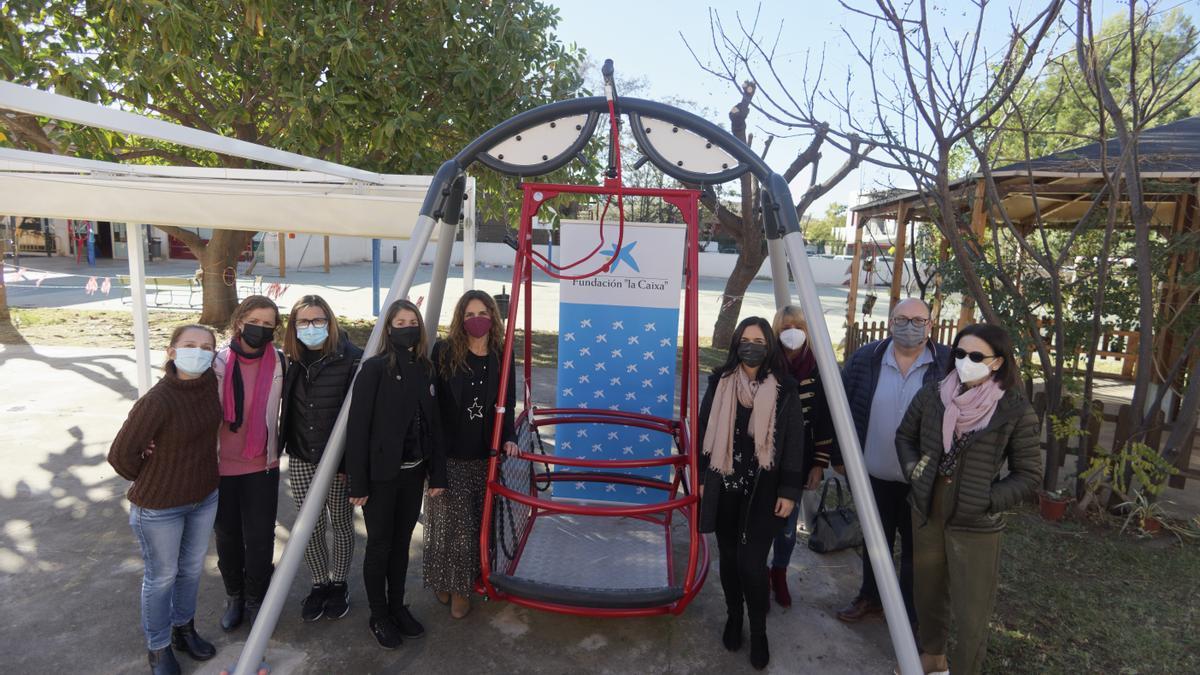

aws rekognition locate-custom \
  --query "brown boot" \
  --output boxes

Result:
[835,595,883,622]
[769,566,792,608]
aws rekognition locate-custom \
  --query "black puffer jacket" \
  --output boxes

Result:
[895,382,1043,533]
[696,370,807,542]
[280,338,363,466]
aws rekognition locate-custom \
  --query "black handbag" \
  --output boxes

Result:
[808,476,864,553]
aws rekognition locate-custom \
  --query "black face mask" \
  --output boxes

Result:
[389,326,421,351]
[737,342,768,367]
[240,323,274,350]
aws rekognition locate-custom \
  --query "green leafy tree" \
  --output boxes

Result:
[803,202,847,253]
[0,0,584,325]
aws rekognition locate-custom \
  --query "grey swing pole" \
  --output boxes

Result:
[765,174,922,675]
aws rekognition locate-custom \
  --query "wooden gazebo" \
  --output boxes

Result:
[846,115,1200,484]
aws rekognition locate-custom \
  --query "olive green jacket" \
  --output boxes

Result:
[896,383,1043,532]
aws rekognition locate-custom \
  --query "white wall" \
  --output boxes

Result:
[258,234,860,286]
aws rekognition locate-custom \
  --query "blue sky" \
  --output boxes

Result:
[551,0,1200,215]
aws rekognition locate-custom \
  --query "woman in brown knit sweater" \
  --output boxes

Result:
[109,324,223,675]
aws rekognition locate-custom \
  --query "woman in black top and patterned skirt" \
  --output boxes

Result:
[425,290,516,619]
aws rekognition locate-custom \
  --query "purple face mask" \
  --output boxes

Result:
[464,315,492,338]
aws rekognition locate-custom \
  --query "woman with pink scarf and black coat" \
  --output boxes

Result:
[697,316,806,672]
[212,295,285,634]
[895,323,1042,675]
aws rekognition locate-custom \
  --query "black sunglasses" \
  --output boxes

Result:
[953,347,998,363]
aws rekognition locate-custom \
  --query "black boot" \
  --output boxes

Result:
[171,619,216,661]
[147,646,181,675]
[722,609,744,652]
[750,632,770,670]
[220,594,244,632]
[244,597,262,629]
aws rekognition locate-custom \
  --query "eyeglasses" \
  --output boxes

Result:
[953,347,998,363]
[295,318,329,329]
[892,316,929,327]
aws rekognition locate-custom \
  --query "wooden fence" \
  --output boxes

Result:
[1030,389,1198,488]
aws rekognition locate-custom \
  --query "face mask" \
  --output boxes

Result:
[389,326,421,350]
[892,321,927,349]
[240,323,274,350]
[297,325,329,349]
[737,342,768,367]
[464,315,493,338]
[174,347,214,376]
[779,328,807,351]
[955,356,994,384]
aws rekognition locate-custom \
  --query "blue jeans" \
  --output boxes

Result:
[771,504,801,568]
[130,490,218,650]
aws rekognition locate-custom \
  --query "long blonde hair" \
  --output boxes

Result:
[438,290,505,377]
[283,295,341,361]
[379,299,430,373]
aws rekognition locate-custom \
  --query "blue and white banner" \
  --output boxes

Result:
[555,220,686,503]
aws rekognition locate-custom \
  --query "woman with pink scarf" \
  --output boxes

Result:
[895,323,1042,675]
[696,316,807,671]
[212,295,285,634]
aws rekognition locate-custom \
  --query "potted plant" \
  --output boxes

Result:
[1038,486,1072,522]
[1117,492,1168,536]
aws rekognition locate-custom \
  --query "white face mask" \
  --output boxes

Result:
[174,347,214,376]
[955,356,994,384]
[780,328,807,351]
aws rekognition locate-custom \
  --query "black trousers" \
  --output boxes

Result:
[362,464,426,620]
[860,475,917,623]
[215,468,280,602]
[713,487,775,635]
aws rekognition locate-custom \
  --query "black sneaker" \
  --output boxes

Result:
[301,583,331,622]
[391,605,425,639]
[369,617,402,650]
[324,581,350,620]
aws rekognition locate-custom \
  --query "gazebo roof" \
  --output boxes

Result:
[851,115,1200,226]
[991,114,1200,178]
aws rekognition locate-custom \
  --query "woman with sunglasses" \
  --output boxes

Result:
[895,323,1042,675]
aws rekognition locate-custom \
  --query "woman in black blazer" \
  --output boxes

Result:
[423,290,517,619]
[345,299,446,650]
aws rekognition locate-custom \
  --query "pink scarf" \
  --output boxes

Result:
[222,344,276,460]
[703,368,779,475]
[939,371,1004,452]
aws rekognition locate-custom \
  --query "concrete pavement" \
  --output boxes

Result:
[0,343,897,674]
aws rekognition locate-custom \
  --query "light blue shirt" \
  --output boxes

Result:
[863,343,935,482]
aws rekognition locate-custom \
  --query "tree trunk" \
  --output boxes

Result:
[712,243,767,347]
[197,230,254,328]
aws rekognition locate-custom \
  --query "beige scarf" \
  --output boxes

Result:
[703,367,779,475]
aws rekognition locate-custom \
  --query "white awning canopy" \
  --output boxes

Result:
[0,148,448,240]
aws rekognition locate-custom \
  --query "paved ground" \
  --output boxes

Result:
[5,256,864,345]
[0,343,899,674]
